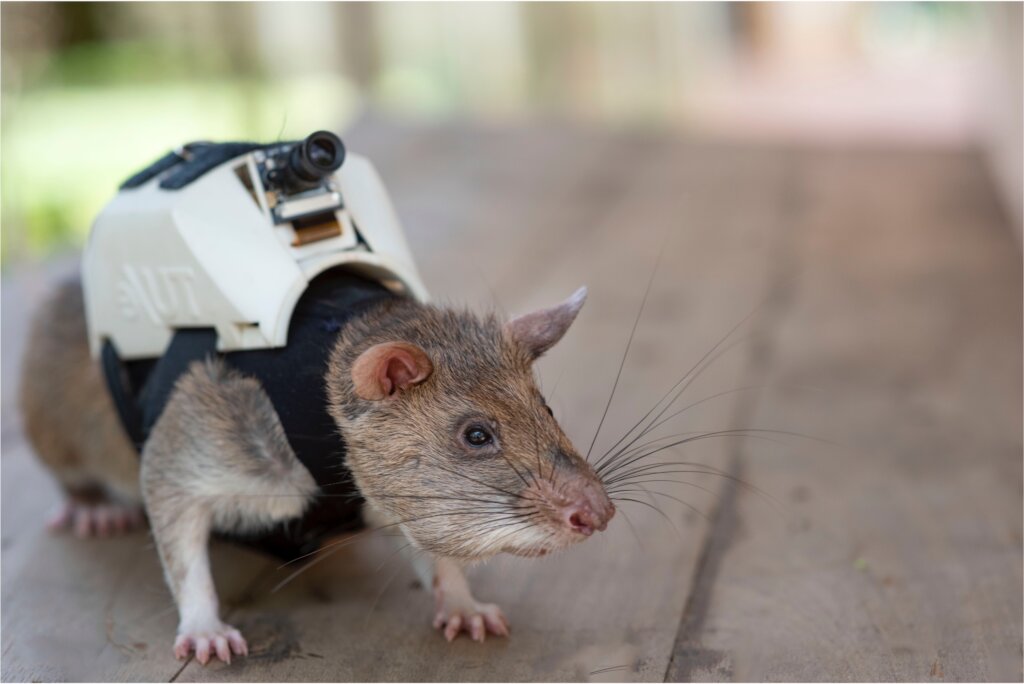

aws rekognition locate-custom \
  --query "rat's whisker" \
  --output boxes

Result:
[476,513,542,538]
[605,468,788,515]
[599,428,822,480]
[555,477,570,499]
[478,515,546,555]
[545,367,566,408]
[429,461,533,502]
[602,433,811,485]
[634,481,684,536]
[609,495,684,532]
[601,430,714,466]
[275,506,523,569]
[633,382,821,444]
[433,458,551,505]
[609,487,710,523]
[605,476,718,498]
[486,524,539,554]
[591,302,762,473]
[593,332,754,475]
[601,456,743,482]
[599,431,789,481]
[475,510,544,532]
[269,519,418,592]
[374,493,520,508]
[498,450,537,490]
[585,249,662,463]
[365,545,428,628]
[615,506,645,552]
[529,411,553,488]
[606,464,758,489]
[590,664,632,676]
[273,504,529,587]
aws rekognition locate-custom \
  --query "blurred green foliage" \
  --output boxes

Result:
[2,32,357,263]
[2,77,356,264]
[36,39,225,86]
[0,2,990,266]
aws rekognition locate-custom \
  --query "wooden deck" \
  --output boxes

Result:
[2,120,1021,682]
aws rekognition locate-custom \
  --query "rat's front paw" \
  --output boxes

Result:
[432,592,509,642]
[174,622,248,665]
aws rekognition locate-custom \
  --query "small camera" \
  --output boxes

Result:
[260,130,346,194]
[255,131,347,225]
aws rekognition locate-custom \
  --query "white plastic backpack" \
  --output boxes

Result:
[82,131,429,361]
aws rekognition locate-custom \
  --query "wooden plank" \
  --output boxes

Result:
[1,529,275,682]
[667,149,1024,681]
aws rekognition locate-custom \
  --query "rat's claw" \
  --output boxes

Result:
[481,605,509,637]
[443,614,463,642]
[433,596,510,642]
[174,624,247,665]
[227,629,248,656]
[214,635,231,664]
[469,615,485,642]
[173,634,191,660]
[195,638,211,665]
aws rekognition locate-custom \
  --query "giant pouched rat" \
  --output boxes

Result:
[19,272,614,664]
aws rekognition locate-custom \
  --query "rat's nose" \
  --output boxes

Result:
[562,499,615,536]
[564,504,598,536]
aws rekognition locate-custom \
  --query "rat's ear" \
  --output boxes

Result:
[504,286,587,360]
[352,341,433,401]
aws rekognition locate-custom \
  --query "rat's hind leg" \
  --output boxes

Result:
[45,483,145,538]
[142,359,317,665]
[40,429,146,539]
[32,419,146,539]
[19,278,146,537]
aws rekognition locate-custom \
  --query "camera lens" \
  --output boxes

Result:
[308,138,336,168]
[277,130,346,193]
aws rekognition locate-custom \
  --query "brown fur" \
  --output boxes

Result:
[326,296,611,560]
[141,358,317,604]
[19,278,141,504]
[20,273,610,656]
[21,277,607,561]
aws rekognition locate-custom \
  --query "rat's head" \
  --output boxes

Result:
[328,287,614,561]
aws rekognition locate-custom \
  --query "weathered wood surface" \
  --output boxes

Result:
[667,150,1024,682]
[1,121,1020,682]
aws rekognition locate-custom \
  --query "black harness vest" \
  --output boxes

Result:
[102,271,396,560]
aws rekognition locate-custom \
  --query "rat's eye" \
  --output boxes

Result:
[544,403,554,417]
[464,426,493,447]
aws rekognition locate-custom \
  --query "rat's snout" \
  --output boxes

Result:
[562,503,604,536]
[510,450,617,556]
[557,485,616,536]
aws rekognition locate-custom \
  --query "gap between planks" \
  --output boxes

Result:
[664,152,804,682]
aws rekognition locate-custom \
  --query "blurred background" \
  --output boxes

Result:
[2,5,1022,680]
[1,2,1021,265]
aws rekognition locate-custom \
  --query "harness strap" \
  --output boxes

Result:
[100,330,219,450]
[100,340,146,449]
[137,329,219,438]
